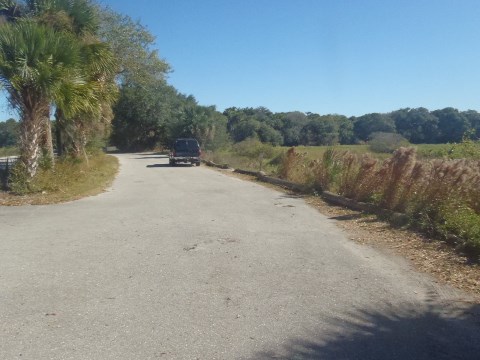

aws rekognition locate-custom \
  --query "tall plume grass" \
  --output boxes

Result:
[279,147,480,258]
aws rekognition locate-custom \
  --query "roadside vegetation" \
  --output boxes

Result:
[204,137,480,260]
[0,153,117,205]
[0,146,18,157]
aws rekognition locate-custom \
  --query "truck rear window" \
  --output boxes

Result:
[174,140,199,152]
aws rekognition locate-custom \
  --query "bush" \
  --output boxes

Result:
[8,161,31,195]
[232,138,276,159]
[369,132,410,153]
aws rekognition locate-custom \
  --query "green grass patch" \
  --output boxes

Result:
[204,138,284,173]
[0,146,19,157]
[416,142,480,159]
[293,145,392,161]
[1,154,118,205]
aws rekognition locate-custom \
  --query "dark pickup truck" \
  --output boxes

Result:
[169,138,201,166]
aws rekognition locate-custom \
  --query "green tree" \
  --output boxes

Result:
[300,116,339,146]
[0,0,116,162]
[0,20,83,177]
[111,80,178,151]
[433,107,470,143]
[274,111,308,146]
[353,113,396,142]
[462,110,480,139]
[390,108,440,144]
[0,118,18,147]
[96,6,170,87]
[338,116,354,144]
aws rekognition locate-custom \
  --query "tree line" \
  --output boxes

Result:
[110,104,480,151]
[4,101,480,151]
[221,106,480,147]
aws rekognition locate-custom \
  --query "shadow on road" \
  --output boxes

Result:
[146,164,195,168]
[249,302,480,360]
[134,155,169,160]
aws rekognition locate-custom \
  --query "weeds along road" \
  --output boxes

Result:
[1,153,479,360]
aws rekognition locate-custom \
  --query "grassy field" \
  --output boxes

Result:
[204,140,480,176]
[0,147,19,157]
[293,142,480,161]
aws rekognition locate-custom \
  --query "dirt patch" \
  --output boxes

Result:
[213,167,480,300]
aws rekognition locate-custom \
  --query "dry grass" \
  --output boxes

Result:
[0,154,118,206]
[280,147,480,258]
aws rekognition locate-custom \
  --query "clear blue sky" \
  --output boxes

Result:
[2,0,480,119]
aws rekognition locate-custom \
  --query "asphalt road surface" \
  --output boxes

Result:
[1,154,479,360]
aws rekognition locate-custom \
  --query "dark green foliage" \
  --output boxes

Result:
[0,118,18,147]
[274,111,308,146]
[353,113,396,142]
[433,108,471,143]
[299,114,350,146]
[461,110,480,139]
[390,108,440,144]
[224,107,283,145]
[111,81,178,151]
[111,81,229,151]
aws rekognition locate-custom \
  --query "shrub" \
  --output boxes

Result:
[232,138,276,159]
[369,132,410,153]
[8,161,31,195]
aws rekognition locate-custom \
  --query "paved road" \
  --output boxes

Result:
[1,154,479,360]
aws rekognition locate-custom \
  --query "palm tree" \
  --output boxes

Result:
[0,0,118,164]
[28,0,118,159]
[0,20,83,177]
[28,0,103,161]
[55,40,118,160]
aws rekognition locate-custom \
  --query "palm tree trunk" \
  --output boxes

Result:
[19,110,42,178]
[41,115,55,167]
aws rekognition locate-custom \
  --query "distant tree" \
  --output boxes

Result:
[0,118,18,147]
[353,113,396,142]
[111,80,179,151]
[336,117,354,144]
[389,108,439,144]
[223,106,282,145]
[230,118,261,143]
[432,107,471,143]
[462,110,480,139]
[274,111,308,146]
[167,101,228,149]
[300,116,339,146]
[257,123,283,145]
